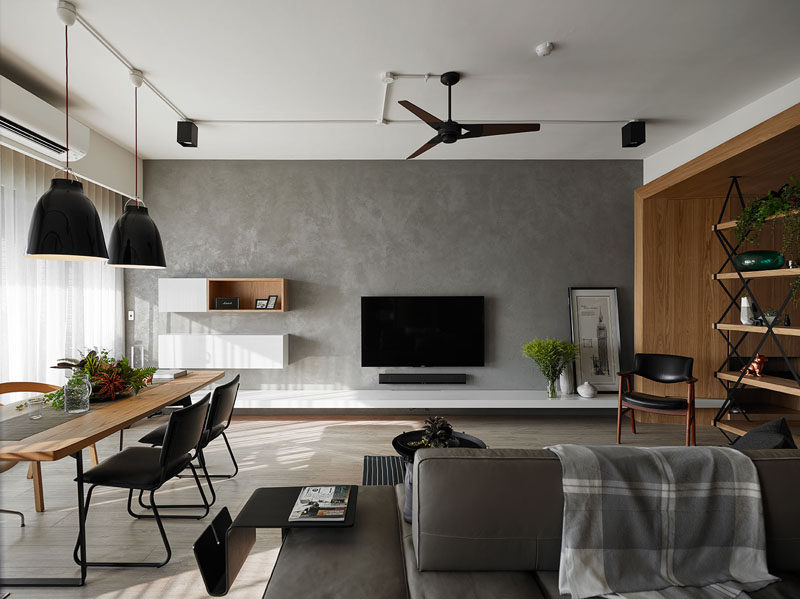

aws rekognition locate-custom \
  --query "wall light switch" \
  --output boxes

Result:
[128,310,135,321]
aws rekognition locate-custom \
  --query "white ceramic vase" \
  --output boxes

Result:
[577,381,597,398]
[740,296,754,325]
[558,368,575,396]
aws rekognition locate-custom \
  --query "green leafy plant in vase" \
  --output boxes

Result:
[18,349,156,412]
[522,338,578,399]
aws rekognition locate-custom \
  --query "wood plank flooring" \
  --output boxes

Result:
[0,414,724,598]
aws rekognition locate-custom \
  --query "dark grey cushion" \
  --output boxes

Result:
[733,418,797,450]
[397,486,545,599]
[413,448,563,572]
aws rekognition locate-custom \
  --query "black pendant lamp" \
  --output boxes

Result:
[26,13,109,261]
[107,70,166,269]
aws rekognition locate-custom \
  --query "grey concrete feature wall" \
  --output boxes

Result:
[125,160,641,391]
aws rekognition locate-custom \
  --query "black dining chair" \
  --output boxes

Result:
[617,353,697,446]
[73,393,211,568]
[139,375,240,485]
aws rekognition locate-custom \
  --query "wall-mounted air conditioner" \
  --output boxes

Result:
[0,75,90,162]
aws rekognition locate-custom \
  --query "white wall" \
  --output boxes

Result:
[643,76,800,183]
[77,129,143,200]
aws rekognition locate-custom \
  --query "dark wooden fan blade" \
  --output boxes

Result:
[398,101,443,129]
[461,123,541,139]
[406,136,441,160]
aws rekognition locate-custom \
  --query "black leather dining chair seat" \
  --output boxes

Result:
[139,422,224,447]
[622,391,688,411]
[80,447,192,490]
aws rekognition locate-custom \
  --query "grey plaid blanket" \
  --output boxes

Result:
[546,445,778,599]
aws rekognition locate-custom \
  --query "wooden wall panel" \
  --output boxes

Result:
[638,197,728,398]
[634,103,800,405]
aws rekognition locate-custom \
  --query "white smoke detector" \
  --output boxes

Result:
[535,41,555,57]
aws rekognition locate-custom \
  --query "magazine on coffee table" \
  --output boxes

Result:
[288,485,351,522]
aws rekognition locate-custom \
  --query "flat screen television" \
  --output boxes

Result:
[361,296,484,367]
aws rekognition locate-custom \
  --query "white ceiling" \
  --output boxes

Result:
[1,0,799,161]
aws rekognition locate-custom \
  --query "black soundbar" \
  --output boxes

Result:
[379,373,467,385]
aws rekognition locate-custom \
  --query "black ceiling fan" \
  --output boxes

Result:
[398,71,541,159]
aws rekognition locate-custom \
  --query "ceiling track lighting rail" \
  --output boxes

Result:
[193,118,632,125]
[46,12,643,147]
[60,2,189,122]
[378,72,432,125]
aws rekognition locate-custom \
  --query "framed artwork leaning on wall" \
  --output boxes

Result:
[568,287,621,392]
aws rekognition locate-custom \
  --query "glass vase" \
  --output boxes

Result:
[547,379,557,399]
[64,373,91,414]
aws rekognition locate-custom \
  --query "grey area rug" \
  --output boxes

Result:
[362,455,406,485]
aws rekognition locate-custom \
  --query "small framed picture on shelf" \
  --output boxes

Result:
[255,298,269,310]
[266,295,279,310]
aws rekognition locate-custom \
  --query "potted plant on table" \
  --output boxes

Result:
[18,349,156,412]
[522,338,578,399]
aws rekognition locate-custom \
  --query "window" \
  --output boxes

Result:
[0,146,124,384]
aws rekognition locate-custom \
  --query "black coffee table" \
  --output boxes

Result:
[194,486,358,596]
[234,486,358,529]
[392,430,487,462]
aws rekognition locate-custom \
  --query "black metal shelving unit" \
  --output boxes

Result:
[711,176,800,442]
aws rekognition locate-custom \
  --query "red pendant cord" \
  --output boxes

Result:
[65,25,69,179]
[135,86,138,205]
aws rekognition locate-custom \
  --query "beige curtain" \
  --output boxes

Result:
[0,146,124,384]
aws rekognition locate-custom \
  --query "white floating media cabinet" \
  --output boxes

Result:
[158,334,288,369]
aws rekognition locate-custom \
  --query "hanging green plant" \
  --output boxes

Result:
[735,177,800,302]
[735,177,800,256]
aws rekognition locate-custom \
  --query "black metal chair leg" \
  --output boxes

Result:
[77,488,171,568]
[132,463,210,519]
[0,508,25,527]
[119,427,124,451]
[167,452,217,506]
[176,432,239,479]
[139,459,215,510]
[73,485,96,566]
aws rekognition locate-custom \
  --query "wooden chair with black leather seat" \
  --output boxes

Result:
[617,353,697,446]
[0,381,101,512]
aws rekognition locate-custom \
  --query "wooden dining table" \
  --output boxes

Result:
[0,369,224,588]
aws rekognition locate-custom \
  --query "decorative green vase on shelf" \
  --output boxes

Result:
[733,251,785,272]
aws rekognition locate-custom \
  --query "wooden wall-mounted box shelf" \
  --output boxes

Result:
[158,277,288,313]
[207,278,288,312]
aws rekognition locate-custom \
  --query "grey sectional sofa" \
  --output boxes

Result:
[263,448,800,598]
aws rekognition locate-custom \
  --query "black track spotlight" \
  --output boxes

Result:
[177,121,198,147]
[622,120,646,148]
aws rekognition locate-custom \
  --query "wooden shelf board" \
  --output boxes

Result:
[713,268,800,280]
[713,210,800,232]
[715,420,800,442]
[207,277,285,282]
[208,309,286,313]
[724,405,800,421]
[716,371,800,396]
[207,277,288,312]
[714,323,800,337]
